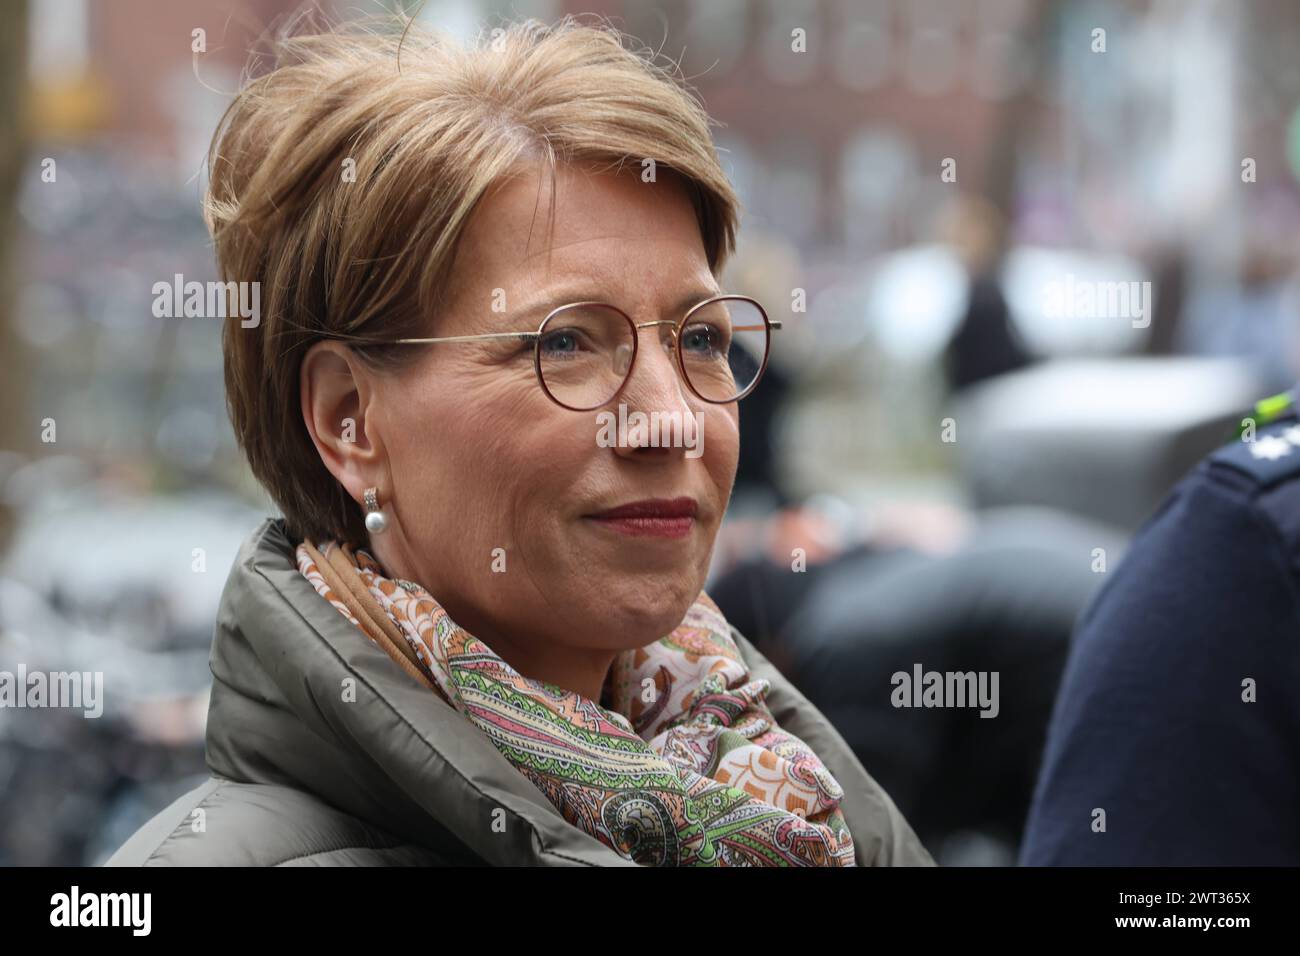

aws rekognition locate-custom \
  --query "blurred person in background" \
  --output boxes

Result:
[106,15,930,868]
[940,193,1033,395]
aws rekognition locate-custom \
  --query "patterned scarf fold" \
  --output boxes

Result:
[297,539,856,867]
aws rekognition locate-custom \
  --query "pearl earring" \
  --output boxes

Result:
[363,487,389,534]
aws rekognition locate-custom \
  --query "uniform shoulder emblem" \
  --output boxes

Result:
[1211,390,1300,487]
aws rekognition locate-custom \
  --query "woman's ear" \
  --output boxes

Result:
[300,340,384,502]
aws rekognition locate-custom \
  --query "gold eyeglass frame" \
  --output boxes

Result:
[388,293,781,412]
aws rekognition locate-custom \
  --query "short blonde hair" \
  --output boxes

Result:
[209,14,741,546]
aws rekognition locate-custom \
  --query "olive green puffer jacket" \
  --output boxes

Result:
[106,518,933,866]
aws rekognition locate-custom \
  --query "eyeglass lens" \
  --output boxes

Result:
[536,298,768,410]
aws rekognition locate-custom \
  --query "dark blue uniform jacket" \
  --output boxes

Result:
[1021,414,1300,865]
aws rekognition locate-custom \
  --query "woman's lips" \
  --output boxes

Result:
[585,497,698,539]
[587,515,695,538]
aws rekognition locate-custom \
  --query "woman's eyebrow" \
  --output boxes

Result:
[512,286,723,320]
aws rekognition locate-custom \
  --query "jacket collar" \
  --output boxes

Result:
[205,518,637,866]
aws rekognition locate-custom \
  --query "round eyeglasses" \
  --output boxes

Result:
[390,294,781,411]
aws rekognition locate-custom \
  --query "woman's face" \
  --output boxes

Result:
[364,163,739,657]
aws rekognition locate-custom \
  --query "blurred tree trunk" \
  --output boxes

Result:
[0,0,29,553]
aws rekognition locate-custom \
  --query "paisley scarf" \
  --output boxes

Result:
[297,539,856,867]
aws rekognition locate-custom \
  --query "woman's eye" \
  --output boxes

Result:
[540,329,583,355]
[682,323,724,355]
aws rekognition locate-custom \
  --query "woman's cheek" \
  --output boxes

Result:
[706,409,741,486]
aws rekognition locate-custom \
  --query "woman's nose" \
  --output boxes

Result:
[618,328,694,415]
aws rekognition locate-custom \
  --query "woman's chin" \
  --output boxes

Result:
[594,588,700,644]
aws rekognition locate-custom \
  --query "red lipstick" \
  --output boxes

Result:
[585,497,698,538]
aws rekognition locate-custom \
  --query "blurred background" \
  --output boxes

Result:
[2,0,1299,866]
